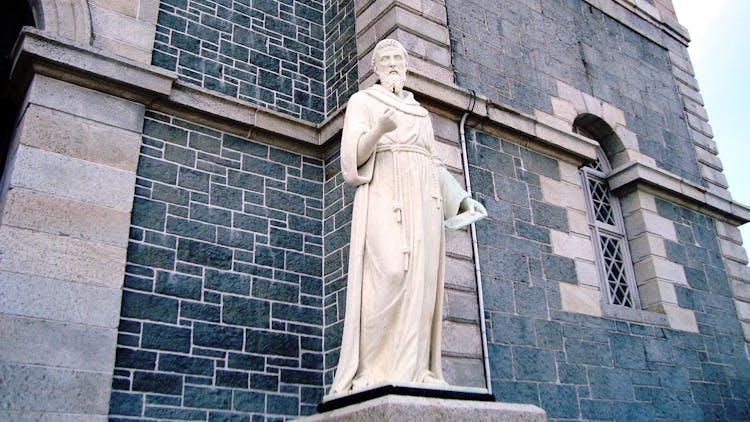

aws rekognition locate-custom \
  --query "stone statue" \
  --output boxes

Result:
[328,39,487,397]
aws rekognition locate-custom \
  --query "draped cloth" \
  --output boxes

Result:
[328,84,471,397]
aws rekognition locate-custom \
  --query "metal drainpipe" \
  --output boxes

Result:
[457,90,492,395]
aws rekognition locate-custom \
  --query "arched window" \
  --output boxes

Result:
[575,117,640,308]
[1,1,35,182]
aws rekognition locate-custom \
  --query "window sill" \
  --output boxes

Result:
[602,303,668,326]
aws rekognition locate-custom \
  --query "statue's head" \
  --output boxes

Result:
[371,39,408,94]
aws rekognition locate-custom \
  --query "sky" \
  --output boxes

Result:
[671,0,750,248]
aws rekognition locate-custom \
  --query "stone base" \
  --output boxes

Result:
[318,383,495,413]
[299,394,546,421]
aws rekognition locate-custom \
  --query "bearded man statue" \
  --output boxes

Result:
[328,39,487,397]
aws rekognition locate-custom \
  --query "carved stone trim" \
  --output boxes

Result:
[29,0,92,44]
[609,160,750,226]
[13,28,750,226]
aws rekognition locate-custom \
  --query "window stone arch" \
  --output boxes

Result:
[27,0,91,44]
[574,115,641,309]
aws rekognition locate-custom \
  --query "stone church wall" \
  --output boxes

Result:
[447,0,702,185]
[465,126,750,419]
[1,0,749,421]
[110,111,326,418]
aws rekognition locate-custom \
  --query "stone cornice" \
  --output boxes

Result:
[609,160,750,225]
[11,29,326,157]
[11,28,749,224]
[406,71,600,165]
[584,0,691,47]
[11,28,173,100]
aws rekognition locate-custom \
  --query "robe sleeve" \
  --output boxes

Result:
[341,92,376,186]
[437,165,470,219]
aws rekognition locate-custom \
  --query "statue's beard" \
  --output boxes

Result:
[383,74,404,94]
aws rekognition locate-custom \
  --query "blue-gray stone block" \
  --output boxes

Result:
[513,347,556,381]
[535,319,563,350]
[216,370,249,388]
[491,314,536,346]
[251,373,279,391]
[532,201,569,232]
[559,363,587,385]
[144,119,188,146]
[141,322,191,352]
[228,352,265,371]
[491,380,540,405]
[514,284,548,317]
[177,239,233,269]
[158,353,214,376]
[193,322,244,350]
[610,333,647,370]
[580,399,614,420]
[132,371,183,395]
[155,271,203,300]
[208,411,251,422]
[115,347,157,370]
[613,400,655,422]
[565,339,607,366]
[121,290,178,323]
[588,367,634,400]
[542,253,577,283]
[272,303,321,325]
[266,394,299,416]
[483,276,514,312]
[205,270,251,295]
[180,302,221,322]
[540,383,579,418]
[109,391,144,416]
[132,198,167,231]
[246,329,299,357]
[234,391,265,413]
[280,369,323,386]
[127,242,176,270]
[222,296,270,328]
[184,386,232,410]
[144,406,207,420]
[487,343,513,380]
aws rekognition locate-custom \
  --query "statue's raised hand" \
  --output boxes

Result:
[459,197,487,216]
[376,108,398,134]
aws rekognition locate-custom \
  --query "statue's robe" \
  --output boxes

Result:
[329,84,470,396]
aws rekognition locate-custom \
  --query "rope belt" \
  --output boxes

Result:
[375,144,442,272]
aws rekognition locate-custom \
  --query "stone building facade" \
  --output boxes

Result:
[1,0,749,421]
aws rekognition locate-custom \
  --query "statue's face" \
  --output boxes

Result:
[373,45,407,93]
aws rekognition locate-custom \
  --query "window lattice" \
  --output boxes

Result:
[582,156,640,309]
[600,235,635,307]
[588,177,616,225]
[587,158,605,173]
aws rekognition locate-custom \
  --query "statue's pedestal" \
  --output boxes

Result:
[300,385,546,421]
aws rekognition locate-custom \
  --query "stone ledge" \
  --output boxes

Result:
[14,27,749,228]
[406,72,600,165]
[12,29,326,157]
[13,28,174,100]
[304,393,545,421]
[584,0,690,46]
[602,303,669,326]
[609,160,750,226]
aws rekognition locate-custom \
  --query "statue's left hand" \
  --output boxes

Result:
[459,197,487,216]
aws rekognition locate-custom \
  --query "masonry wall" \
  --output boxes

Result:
[447,0,703,185]
[3,0,750,421]
[467,126,750,420]
[323,0,358,114]
[0,74,143,420]
[153,0,327,122]
[109,111,326,419]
